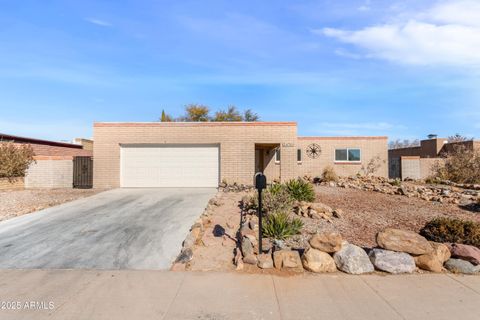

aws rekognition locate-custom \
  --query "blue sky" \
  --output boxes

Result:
[0,0,479,141]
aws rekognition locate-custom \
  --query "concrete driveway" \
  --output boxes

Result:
[0,188,216,270]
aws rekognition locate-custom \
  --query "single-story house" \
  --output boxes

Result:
[93,122,388,188]
[388,136,480,180]
[0,133,93,189]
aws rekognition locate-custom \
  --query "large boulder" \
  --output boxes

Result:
[302,248,337,273]
[414,242,451,273]
[273,250,303,272]
[445,258,480,274]
[414,254,443,273]
[376,228,433,255]
[368,248,415,274]
[309,232,343,253]
[450,244,480,265]
[333,243,374,274]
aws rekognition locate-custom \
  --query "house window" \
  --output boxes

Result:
[335,148,361,162]
[297,149,302,162]
[275,149,281,163]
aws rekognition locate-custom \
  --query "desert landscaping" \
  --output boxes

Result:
[173,174,480,276]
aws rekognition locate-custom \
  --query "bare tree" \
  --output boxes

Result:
[448,134,471,143]
[388,139,420,150]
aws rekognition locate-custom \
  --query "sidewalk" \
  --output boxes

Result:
[0,270,478,319]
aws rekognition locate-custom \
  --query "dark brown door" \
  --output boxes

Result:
[73,156,93,188]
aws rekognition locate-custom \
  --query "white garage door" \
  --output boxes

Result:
[121,144,219,187]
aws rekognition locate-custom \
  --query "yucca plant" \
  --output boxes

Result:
[285,178,316,202]
[262,211,304,240]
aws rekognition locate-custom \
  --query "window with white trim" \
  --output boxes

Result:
[335,148,361,162]
[275,149,281,163]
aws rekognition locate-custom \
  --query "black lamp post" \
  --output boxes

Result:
[254,172,267,253]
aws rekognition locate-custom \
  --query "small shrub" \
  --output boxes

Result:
[243,183,294,213]
[285,178,316,202]
[0,142,35,180]
[420,217,480,248]
[432,145,480,184]
[321,166,338,182]
[389,179,401,187]
[262,211,303,240]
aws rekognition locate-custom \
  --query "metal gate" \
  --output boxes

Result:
[73,156,93,188]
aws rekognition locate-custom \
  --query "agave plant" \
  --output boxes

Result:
[285,178,316,202]
[262,211,304,240]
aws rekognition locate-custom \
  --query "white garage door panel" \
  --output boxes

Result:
[121,145,219,187]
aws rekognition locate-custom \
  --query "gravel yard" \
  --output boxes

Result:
[0,189,104,222]
[183,185,480,272]
[303,186,480,248]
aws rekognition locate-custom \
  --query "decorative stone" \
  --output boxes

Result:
[368,248,415,274]
[257,254,274,269]
[244,234,256,245]
[414,254,443,273]
[183,225,202,249]
[240,225,256,239]
[311,202,333,214]
[444,258,480,274]
[333,243,374,274]
[175,248,193,263]
[332,209,343,219]
[309,232,343,253]
[241,237,254,257]
[302,248,337,273]
[415,241,451,272]
[376,228,433,255]
[430,242,451,263]
[252,238,272,254]
[249,218,259,231]
[243,254,258,265]
[234,249,244,270]
[450,244,480,265]
[273,239,288,251]
[273,250,303,272]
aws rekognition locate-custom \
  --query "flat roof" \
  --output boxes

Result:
[0,133,83,149]
[298,136,388,140]
[94,121,297,127]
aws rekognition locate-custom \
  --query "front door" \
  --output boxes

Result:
[255,149,264,173]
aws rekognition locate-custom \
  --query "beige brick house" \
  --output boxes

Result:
[93,122,388,188]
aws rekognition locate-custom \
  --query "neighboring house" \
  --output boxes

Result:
[388,136,480,180]
[93,122,388,188]
[73,138,94,151]
[0,133,93,189]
